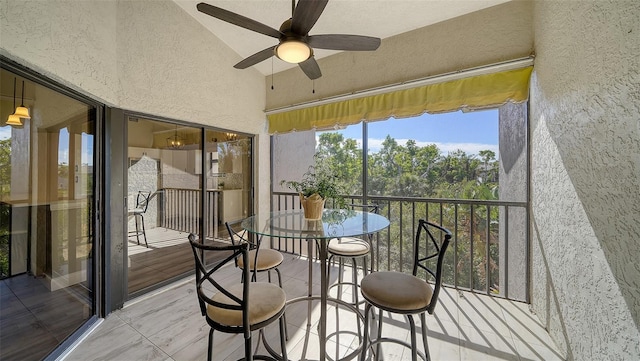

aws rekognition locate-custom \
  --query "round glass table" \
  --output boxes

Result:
[242,209,390,361]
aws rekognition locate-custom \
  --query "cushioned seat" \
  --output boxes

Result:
[359,220,451,361]
[326,204,379,318]
[361,271,433,311]
[326,204,379,341]
[208,282,287,326]
[188,233,288,361]
[328,237,370,256]
[237,249,284,271]
[226,222,289,340]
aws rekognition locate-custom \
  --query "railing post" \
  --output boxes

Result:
[470,204,474,291]
[505,206,509,299]
[486,205,491,295]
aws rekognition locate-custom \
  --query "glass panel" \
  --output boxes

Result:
[366,111,499,198]
[316,126,363,198]
[126,117,201,295]
[0,68,95,360]
[204,130,252,239]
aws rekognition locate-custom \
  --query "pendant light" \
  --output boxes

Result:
[166,125,184,149]
[13,80,31,119]
[6,78,22,126]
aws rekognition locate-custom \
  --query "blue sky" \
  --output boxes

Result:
[0,126,10,141]
[320,108,499,156]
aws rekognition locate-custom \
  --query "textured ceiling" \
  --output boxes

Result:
[173,0,511,75]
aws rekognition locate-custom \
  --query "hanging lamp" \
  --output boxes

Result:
[6,78,23,126]
[13,80,30,119]
[166,125,184,149]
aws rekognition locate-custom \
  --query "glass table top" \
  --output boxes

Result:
[241,209,390,240]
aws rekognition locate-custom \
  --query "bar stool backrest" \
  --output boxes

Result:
[187,233,251,331]
[136,191,151,213]
[413,220,452,314]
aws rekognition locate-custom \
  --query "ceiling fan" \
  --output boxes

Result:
[196,0,381,80]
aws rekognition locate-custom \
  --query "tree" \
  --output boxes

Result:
[311,131,502,292]
[0,139,10,201]
[316,133,362,195]
[0,138,10,277]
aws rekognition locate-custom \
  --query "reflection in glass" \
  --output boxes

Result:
[126,119,202,295]
[0,68,95,360]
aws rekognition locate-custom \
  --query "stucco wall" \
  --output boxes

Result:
[498,102,528,301]
[530,1,640,359]
[0,0,119,104]
[0,0,271,222]
[272,130,316,193]
[266,0,534,110]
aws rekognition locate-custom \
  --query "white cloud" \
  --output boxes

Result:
[358,138,498,156]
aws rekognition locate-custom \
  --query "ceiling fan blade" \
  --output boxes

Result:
[298,57,322,80]
[308,34,381,51]
[291,0,329,35]
[234,46,276,69]
[197,3,283,38]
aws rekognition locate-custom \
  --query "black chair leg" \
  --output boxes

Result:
[337,258,344,301]
[327,254,334,292]
[376,308,383,360]
[134,214,140,245]
[420,312,430,361]
[275,268,289,340]
[140,214,148,247]
[244,333,253,361]
[408,315,417,361]
[207,328,214,361]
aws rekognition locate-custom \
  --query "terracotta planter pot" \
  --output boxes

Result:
[300,193,325,220]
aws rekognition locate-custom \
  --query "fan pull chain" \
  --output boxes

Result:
[312,79,315,94]
[271,57,274,90]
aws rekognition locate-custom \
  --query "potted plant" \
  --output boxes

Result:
[281,162,347,219]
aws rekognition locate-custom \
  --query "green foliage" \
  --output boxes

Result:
[280,155,348,209]
[0,139,9,277]
[314,130,499,201]
[315,133,362,195]
[314,130,502,292]
[0,139,11,201]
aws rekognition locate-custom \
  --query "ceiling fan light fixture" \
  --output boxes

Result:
[275,39,311,64]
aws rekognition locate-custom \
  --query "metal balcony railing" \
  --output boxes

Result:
[272,192,529,302]
[154,188,529,301]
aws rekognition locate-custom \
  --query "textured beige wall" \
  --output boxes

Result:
[266,0,534,110]
[0,0,119,104]
[0,0,271,218]
[272,130,317,193]
[530,1,640,359]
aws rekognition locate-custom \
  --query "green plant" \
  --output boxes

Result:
[280,161,347,209]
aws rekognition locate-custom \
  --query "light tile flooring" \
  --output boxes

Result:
[64,254,565,361]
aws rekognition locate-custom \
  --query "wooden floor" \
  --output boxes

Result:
[0,274,91,360]
[127,228,229,295]
[65,254,565,361]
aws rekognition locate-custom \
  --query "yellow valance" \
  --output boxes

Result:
[268,66,533,134]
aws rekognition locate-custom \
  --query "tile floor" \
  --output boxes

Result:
[64,254,565,361]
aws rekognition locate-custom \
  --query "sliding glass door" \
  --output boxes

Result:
[0,66,98,360]
[125,117,253,297]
